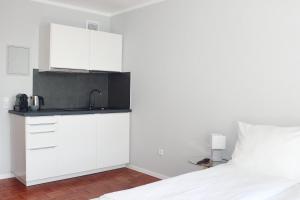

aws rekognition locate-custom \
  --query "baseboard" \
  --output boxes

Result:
[24,165,127,186]
[0,173,14,180]
[127,164,169,180]
[3,166,169,181]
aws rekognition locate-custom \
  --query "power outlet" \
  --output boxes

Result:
[158,148,164,156]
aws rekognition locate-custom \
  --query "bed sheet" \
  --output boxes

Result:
[96,164,297,200]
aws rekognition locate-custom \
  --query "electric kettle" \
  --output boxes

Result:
[30,96,44,111]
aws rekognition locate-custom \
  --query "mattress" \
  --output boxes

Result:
[95,164,299,200]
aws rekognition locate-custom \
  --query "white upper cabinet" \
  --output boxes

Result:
[51,24,90,70]
[39,23,123,72]
[90,31,123,72]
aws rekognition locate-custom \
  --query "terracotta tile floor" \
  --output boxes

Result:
[0,168,160,200]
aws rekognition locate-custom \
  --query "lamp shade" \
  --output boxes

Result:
[211,134,226,150]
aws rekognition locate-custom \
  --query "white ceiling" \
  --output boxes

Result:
[31,0,167,16]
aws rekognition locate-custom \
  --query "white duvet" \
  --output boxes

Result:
[96,164,299,200]
[269,184,300,200]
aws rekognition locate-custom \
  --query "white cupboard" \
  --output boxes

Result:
[27,146,59,181]
[97,113,130,168]
[90,31,123,72]
[58,115,97,175]
[10,113,130,186]
[25,116,59,181]
[50,24,90,70]
[39,23,123,72]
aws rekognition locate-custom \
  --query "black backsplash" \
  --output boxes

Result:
[108,73,131,109]
[33,69,130,109]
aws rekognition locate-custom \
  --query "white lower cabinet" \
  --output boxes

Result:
[27,147,59,181]
[10,113,130,186]
[25,116,59,181]
[58,115,98,175]
[97,113,130,168]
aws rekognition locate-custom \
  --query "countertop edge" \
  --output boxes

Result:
[9,109,132,117]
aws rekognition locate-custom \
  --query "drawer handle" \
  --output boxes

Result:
[29,131,55,134]
[29,146,57,151]
[29,122,56,126]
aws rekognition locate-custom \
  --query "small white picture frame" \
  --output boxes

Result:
[7,45,30,75]
[86,20,100,31]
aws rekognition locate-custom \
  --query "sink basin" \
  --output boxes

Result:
[90,107,107,111]
[62,107,107,112]
[62,108,90,111]
[39,108,109,112]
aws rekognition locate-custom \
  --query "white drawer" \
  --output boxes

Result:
[26,147,59,181]
[26,116,57,125]
[26,124,57,133]
[26,130,58,149]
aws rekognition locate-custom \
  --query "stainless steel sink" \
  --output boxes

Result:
[62,107,107,112]
[62,108,90,111]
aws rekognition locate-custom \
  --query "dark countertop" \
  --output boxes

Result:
[9,108,132,117]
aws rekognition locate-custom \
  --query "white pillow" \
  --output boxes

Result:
[231,122,300,181]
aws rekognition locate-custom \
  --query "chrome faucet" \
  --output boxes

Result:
[89,89,102,110]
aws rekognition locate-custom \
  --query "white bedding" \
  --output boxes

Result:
[96,164,298,200]
[268,184,300,200]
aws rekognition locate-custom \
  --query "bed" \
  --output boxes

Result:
[95,122,300,200]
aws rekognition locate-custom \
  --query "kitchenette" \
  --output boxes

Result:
[8,23,131,186]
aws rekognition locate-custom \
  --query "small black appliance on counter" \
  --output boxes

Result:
[14,94,29,112]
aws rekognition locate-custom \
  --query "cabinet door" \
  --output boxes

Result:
[90,31,123,72]
[50,24,90,70]
[97,113,130,168]
[58,115,97,175]
[26,147,59,181]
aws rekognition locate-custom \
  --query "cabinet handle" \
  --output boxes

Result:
[29,146,57,151]
[29,130,55,134]
[28,123,56,126]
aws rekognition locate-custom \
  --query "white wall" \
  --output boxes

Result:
[112,0,300,177]
[0,0,110,176]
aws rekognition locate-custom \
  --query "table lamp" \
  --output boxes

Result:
[211,134,226,162]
